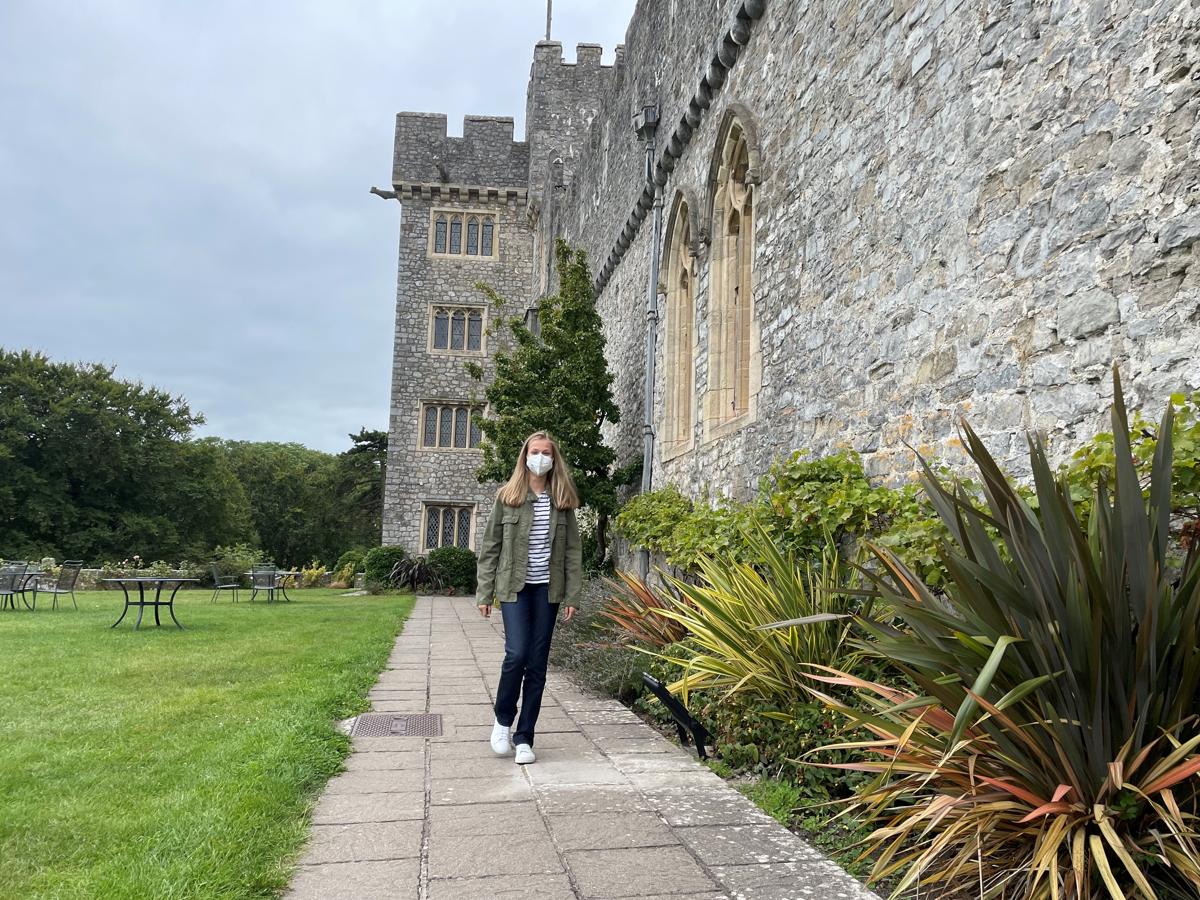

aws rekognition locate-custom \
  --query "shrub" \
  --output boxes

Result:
[388,556,443,593]
[1062,389,1200,535]
[210,544,268,582]
[548,578,649,703]
[614,453,949,584]
[649,527,866,704]
[300,560,326,588]
[362,545,409,590]
[335,549,366,573]
[331,550,365,588]
[427,546,476,593]
[808,371,1200,898]
[597,570,688,648]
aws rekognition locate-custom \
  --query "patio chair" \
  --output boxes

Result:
[0,563,29,611]
[248,566,277,603]
[34,560,82,610]
[209,563,240,603]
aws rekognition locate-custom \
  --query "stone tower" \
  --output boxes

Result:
[381,45,617,554]
[380,113,531,552]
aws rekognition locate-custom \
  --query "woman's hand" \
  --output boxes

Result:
[478,602,492,618]
[562,606,576,623]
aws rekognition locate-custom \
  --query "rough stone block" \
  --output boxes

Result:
[1059,288,1119,338]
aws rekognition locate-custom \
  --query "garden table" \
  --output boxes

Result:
[16,568,42,609]
[1,568,42,610]
[102,577,198,630]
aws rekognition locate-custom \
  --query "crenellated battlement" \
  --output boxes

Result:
[531,40,621,70]
[524,41,620,208]
[392,112,530,196]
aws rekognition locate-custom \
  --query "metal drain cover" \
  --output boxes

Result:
[351,713,443,737]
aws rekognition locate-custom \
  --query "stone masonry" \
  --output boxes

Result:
[383,0,1200,552]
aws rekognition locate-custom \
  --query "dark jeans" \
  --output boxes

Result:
[494,582,558,747]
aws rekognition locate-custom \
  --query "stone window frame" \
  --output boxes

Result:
[703,106,763,444]
[661,189,700,462]
[421,501,476,551]
[428,208,499,261]
[427,305,487,356]
[418,401,485,451]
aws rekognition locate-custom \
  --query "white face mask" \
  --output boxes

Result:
[526,451,553,477]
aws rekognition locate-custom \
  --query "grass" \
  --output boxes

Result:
[0,587,414,900]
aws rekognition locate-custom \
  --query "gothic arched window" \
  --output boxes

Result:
[705,116,758,435]
[662,194,695,459]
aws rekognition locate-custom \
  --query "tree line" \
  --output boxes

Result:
[0,349,384,566]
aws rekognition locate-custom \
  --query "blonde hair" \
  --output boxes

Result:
[497,431,580,509]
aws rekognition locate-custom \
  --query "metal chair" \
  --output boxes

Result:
[0,563,29,611]
[209,564,241,603]
[34,560,82,610]
[248,566,277,603]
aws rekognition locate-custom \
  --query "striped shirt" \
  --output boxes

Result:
[526,492,552,584]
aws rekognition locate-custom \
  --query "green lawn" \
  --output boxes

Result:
[0,588,415,900]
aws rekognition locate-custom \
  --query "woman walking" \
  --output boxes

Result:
[476,431,582,764]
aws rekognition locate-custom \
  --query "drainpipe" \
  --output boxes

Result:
[633,104,661,580]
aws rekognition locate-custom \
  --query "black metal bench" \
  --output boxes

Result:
[641,672,711,760]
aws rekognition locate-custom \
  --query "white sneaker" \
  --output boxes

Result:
[490,719,511,755]
[514,743,536,765]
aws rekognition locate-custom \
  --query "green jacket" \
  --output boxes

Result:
[475,490,583,608]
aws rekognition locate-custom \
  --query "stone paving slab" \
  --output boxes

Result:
[325,768,425,793]
[344,750,424,772]
[566,846,719,897]
[287,858,420,900]
[285,596,880,900]
[303,820,423,864]
[311,791,426,825]
[428,873,576,899]
[429,832,565,878]
[548,811,679,851]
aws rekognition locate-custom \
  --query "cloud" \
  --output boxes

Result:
[0,0,634,452]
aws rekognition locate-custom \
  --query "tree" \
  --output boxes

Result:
[468,239,622,563]
[332,428,386,549]
[211,439,339,566]
[0,349,254,561]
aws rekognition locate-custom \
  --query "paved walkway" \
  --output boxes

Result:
[286,596,879,900]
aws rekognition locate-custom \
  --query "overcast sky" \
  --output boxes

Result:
[0,0,634,453]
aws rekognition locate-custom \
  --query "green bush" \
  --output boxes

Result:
[614,452,949,584]
[427,546,477,593]
[1061,389,1200,533]
[335,549,366,573]
[210,543,268,583]
[362,545,409,590]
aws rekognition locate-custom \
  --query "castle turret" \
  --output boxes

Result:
[381,114,535,552]
[524,41,618,211]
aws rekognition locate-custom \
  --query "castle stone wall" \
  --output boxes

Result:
[385,0,1200,554]
[541,0,1199,503]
